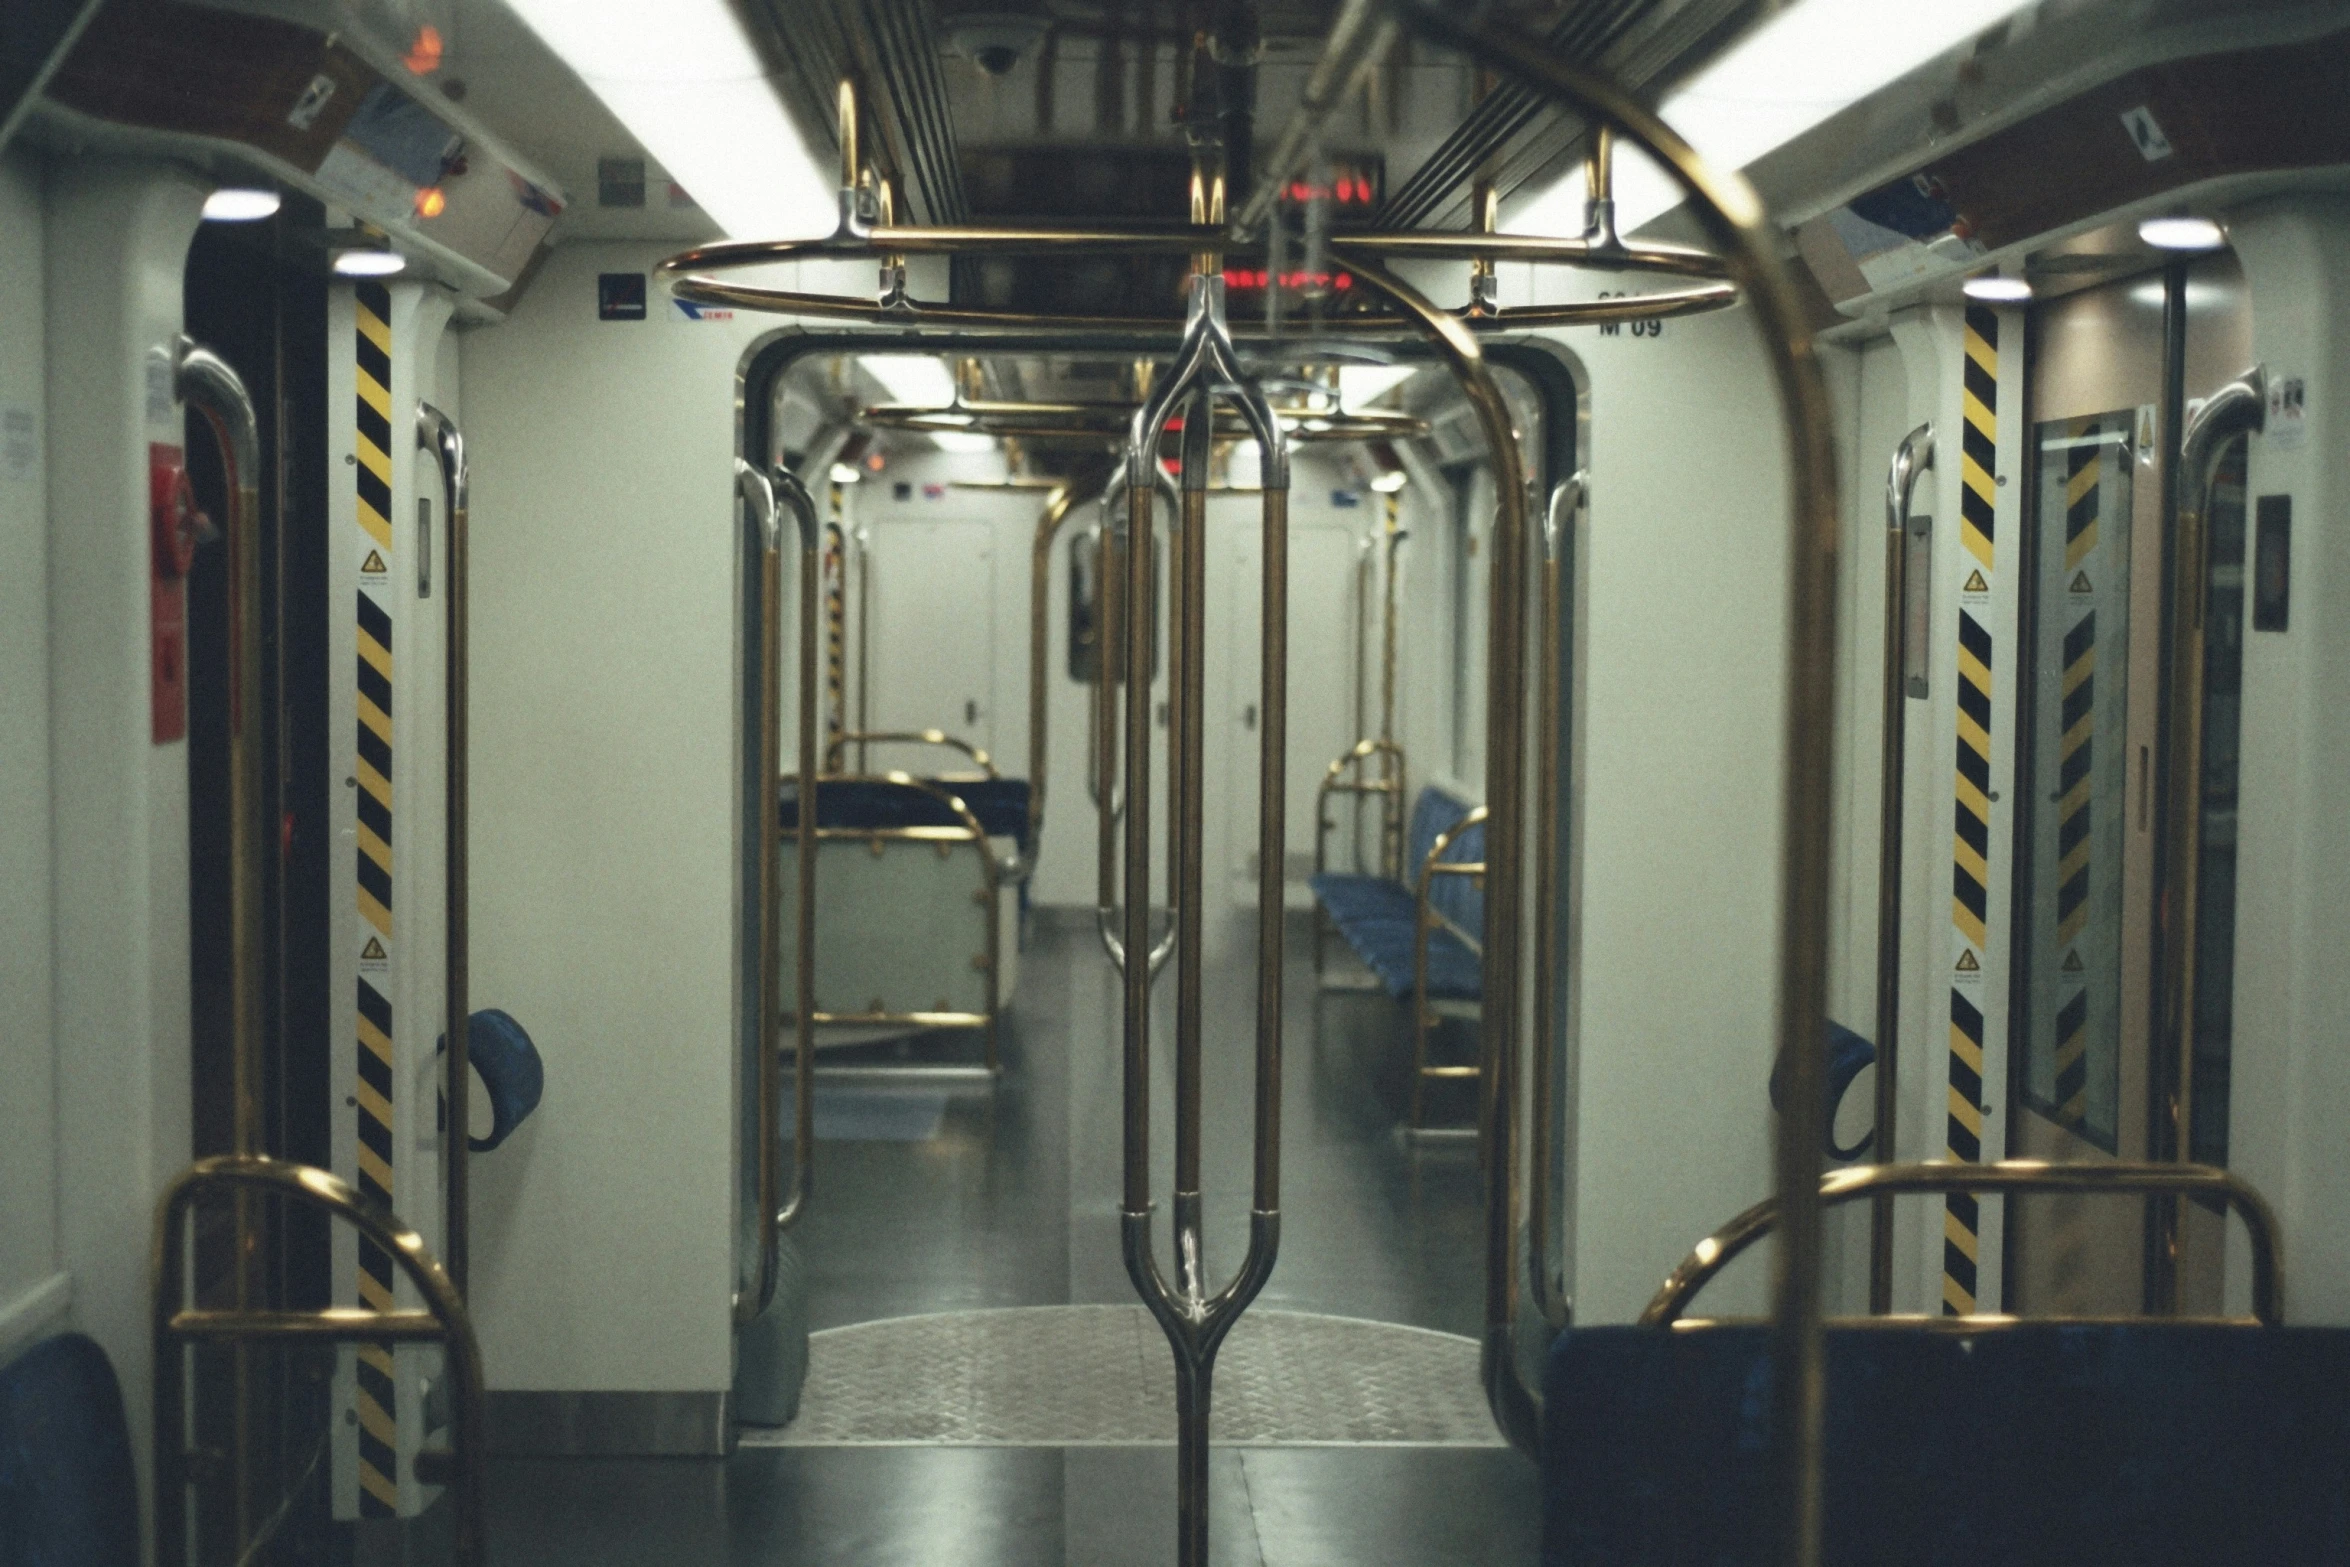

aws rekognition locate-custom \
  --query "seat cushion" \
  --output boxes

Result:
[1310,872,1416,931]
[938,777,1032,851]
[1337,918,1482,1002]
[1541,1322,2350,1567]
[0,1333,138,1567]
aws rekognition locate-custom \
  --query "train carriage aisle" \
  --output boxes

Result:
[8,2,2350,1565]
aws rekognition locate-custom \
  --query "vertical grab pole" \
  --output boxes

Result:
[418,404,471,1293]
[1379,492,1405,878]
[2152,369,2264,1309]
[1871,424,1931,1310]
[734,462,784,1322]
[1527,474,1582,1330]
[1119,271,1289,1567]
[1359,18,1844,1564]
[1095,460,1181,978]
[776,468,822,1231]
[175,337,266,1552]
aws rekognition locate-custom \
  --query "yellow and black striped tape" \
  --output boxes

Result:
[352,279,399,1515]
[2051,428,2099,1128]
[1959,306,1998,569]
[1946,303,1999,1316]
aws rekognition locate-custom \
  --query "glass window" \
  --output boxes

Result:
[2017,411,2135,1150]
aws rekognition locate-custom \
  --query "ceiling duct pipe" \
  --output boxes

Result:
[1235,0,1394,237]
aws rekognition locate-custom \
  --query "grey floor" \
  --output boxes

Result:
[486,910,1538,1565]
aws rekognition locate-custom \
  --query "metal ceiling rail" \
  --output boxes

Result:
[654,78,1737,334]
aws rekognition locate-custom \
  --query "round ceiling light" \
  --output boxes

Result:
[202,188,281,222]
[2138,215,2226,251]
[1961,275,2033,302]
[332,249,408,277]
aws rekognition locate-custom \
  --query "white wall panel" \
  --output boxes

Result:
[1505,265,1793,1322]
[2225,197,2350,1324]
[0,149,63,1364]
[43,159,206,1501]
[458,243,775,1393]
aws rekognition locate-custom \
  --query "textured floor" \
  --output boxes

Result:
[746,1305,1500,1447]
[488,912,1538,1565]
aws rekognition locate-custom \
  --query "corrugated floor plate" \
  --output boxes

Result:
[741,1306,1502,1448]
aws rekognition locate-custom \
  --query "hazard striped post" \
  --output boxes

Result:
[350,281,401,1511]
[2050,427,2101,1127]
[1943,304,2001,1316]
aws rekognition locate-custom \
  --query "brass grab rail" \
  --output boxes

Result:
[784,770,1006,1075]
[172,339,269,1551]
[1410,804,1488,1134]
[654,79,1736,337]
[1383,9,1843,1557]
[174,338,267,1183]
[2151,369,2265,1309]
[1309,739,1409,985]
[417,402,471,1294]
[1643,1161,2283,1328]
[1117,267,1292,1567]
[1527,474,1582,1330]
[863,399,1427,444]
[1868,425,1932,1311]
[1094,457,1179,980]
[824,727,998,777]
[736,462,820,1327]
[154,1156,488,1567]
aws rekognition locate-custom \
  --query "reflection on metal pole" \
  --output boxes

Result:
[1871,424,1932,1311]
[418,403,471,1294]
[1377,11,1841,1565]
[1119,271,1290,1567]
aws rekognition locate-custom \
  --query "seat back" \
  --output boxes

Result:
[1406,787,1484,946]
[0,1333,139,1567]
[1541,1321,2350,1566]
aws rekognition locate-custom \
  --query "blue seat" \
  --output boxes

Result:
[1310,786,1483,999]
[0,1333,139,1567]
[1767,1021,1880,1160]
[1540,1321,2350,1566]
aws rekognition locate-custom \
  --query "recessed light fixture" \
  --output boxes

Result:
[332,249,408,277]
[1962,274,2032,302]
[202,188,281,222]
[829,463,862,485]
[2138,215,2225,251]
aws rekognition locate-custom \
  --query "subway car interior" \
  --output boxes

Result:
[7,0,2350,1562]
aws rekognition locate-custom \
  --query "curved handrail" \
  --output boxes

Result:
[418,402,472,1292]
[2151,369,2264,1306]
[735,463,821,1324]
[1381,7,1843,1531]
[1116,266,1293,1567]
[1312,738,1408,876]
[1409,803,1489,1132]
[1867,424,1932,1311]
[153,1155,488,1567]
[824,727,998,777]
[1527,475,1583,1330]
[173,340,266,1168]
[655,77,1735,337]
[1093,457,1180,981]
[787,769,1006,1072]
[1642,1161,2283,1328]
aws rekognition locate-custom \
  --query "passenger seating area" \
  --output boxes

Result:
[0,1332,138,1567]
[1311,787,1485,1001]
[1311,787,1487,1129]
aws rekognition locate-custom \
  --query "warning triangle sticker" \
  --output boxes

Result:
[1955,949,1981,974]
[361,550,388,574]
[361,937,386,961]
[2062,948,2084,972]
[1963,569,1989,594]
[2070,571,2094,594]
